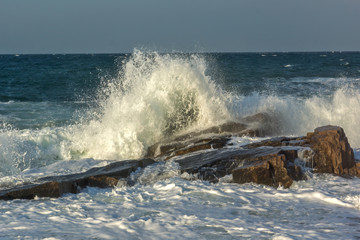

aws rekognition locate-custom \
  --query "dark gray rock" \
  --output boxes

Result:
[0,158,155,200]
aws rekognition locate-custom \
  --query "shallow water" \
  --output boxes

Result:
[1,165,359,239]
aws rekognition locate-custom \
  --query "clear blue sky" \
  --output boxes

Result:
[1,0,359,54]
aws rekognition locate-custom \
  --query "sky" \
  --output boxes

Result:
[1,0,360,54]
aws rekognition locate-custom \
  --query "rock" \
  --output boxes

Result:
[1,124,359,200]
[0,181,76,200]
[0,158,155,200]
[244,136,308,149]
[309,126,356,176]
[174,146,305,187]
[232,153,293,188]
[356,162,360,177]
[146,136,231,158]
[145,116,270,158]
[76,176,119,189]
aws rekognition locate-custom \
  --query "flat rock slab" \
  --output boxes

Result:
[174,146,304,186]
[0,158,155,200]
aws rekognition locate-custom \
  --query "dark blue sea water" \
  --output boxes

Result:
[1,51,360,239]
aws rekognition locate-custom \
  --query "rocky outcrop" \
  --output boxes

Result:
[146,121,262,159]
[174,146,304,187]
[308,126,357,176]
[1,123,359,200]
[0,158,155,200]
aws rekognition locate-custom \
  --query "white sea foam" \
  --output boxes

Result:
[0,171,359,239]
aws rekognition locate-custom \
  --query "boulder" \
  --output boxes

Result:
[232,153,293,188]
[309,126,357,176]
[174,146,305,187]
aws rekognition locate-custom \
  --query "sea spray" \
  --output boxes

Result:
[68,50,232,160]
[229,86,360,146]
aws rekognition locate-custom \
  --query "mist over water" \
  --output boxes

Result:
[1,51,360,177]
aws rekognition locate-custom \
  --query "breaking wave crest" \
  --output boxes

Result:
[69,50,232,160]
[230,87,360,147]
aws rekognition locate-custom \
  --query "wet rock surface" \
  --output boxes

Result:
[0,158,155,200]
[309,126,356,176]
[1,122,359,200]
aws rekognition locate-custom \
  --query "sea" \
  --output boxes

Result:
[0,50,360,239]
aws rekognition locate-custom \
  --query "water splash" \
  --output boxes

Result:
[230,86,360,146]
[68,50,232,160]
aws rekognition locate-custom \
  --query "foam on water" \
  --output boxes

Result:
[0,166,359,239]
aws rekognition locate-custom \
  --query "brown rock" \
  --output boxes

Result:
[175,146,304,187]
[76,175,119,189]
[232,153,293,188]
[245,137,307,149]
[356,162,360,177]
[309,125,356,176]
[0,181,76,200]
[146,137,231,158]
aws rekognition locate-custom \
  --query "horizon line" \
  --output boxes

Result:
[1,50,360,55]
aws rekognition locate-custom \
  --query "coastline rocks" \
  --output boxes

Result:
[0,158,155,200]
[174,146,304,187]
[1,122,359,200]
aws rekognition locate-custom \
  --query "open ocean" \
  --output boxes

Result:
[1,50,360,239]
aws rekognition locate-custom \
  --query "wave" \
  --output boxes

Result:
[230,87,360,145]
[68,50,232,160]
[1,50,360,177]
